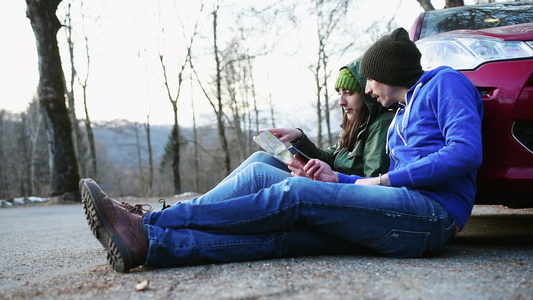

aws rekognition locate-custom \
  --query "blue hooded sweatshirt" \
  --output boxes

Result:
[338,66,483,229]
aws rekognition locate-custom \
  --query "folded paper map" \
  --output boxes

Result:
[253,130,296,163]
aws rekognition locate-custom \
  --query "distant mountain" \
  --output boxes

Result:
[92,121,173,168]
[90,120,223,169]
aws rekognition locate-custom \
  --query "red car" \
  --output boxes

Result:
[409,2,533,207]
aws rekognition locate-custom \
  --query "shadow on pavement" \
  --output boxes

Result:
[455,214,533,246]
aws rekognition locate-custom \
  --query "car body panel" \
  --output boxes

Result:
[464,60,533,204]
[450,23,533,41]
[410,1,533,41]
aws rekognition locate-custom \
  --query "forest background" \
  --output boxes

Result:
[1,0,484,201]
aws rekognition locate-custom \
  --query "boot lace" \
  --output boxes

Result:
[122,202,152,216]
[159,199,171,210]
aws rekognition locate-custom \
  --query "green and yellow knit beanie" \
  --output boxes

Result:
[335,67,362,94]
[360,27,423,87]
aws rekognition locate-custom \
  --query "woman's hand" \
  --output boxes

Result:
[267,128,302,143]
[303,159,338,183]
[286,159,307,177]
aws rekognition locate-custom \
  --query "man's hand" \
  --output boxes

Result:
[303,159,338,183]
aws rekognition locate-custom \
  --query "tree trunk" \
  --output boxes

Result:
[159,53,183,195]
[18,114,30,197]
[134,123,144,191]
[269,89,276,128]
[213,9,231,175]
[314,61,323,147]
[248,59,260,134]
[417,0,435,11]
[26,0,80,201]
[171,114,181,195]
[321,49,333,146]
[189,63,201,192]
[27,102,43,196]
[64,1,85,178]
[445,0,464,8]
[144,118,154,197]
[0,111,7,199]
[82,80,97,179]
[79,33,97,179]
[226,62,246,163]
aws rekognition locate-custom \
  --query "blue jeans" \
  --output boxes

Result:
[143,153,457,267]
[187,151,291,205]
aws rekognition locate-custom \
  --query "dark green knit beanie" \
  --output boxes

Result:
[335,67,362,94]
[360,27,423,87]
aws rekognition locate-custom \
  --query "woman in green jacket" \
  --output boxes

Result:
[270,56,393,177]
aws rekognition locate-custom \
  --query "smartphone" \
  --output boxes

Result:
[287,146,311,163]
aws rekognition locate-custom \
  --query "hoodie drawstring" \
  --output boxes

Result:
[385,82,423,154]
[402,83,422,131]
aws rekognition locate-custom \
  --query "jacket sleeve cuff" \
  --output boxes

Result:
[337,172,359,184]
[387,170,409,187]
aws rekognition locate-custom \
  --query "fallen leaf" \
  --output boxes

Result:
[135,279,150,291]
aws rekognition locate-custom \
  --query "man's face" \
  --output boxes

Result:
[365,79,404,107]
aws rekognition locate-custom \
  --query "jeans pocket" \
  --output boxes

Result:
[369,229,430,258]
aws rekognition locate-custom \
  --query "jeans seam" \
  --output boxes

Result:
[219,175,286,202]
[213,200,441,230]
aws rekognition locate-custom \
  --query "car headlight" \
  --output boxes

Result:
[415,34,533,70]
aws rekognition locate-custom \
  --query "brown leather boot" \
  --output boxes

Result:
[121,202,152,216]
[78,179,152,216]
[80,178,149,273]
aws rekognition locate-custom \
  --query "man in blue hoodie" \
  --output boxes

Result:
[80,27,483,273]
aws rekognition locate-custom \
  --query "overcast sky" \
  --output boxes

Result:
[1,0,462,130]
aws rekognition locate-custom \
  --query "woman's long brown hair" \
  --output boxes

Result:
[338,102,369,152]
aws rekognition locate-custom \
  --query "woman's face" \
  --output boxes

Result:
[338,89,364,121]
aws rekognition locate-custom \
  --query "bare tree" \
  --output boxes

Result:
[309,0,350,147]
[212,3,232,175]
[137,47,154,197]
[79,34,97,180]
[190,2,232,176]
[223,38,248,163]
[417,0,465,11]
[26,100,44,195]
[247,57,260,135]
[188,56,201,192]
[133,122,145,191]
[63,0,98,180]
[267,73,276,128]
[17,113,30,197]
[159,51,185,194]
[158,1,203,194]
[144,117,154,197]
[0,111,6,199]
[417,0,436,11]
[76,2,98,180]
[63,1,86,177]
[0,111,22,199]
[26,0,80,201]
[445,0,464,8]
[194,2,278,174]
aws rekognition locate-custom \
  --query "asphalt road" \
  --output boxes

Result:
[1,199,532,300]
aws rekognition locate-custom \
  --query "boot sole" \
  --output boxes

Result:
[80,179,132,273]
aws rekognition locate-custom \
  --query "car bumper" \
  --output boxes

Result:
[462,59,533,207]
